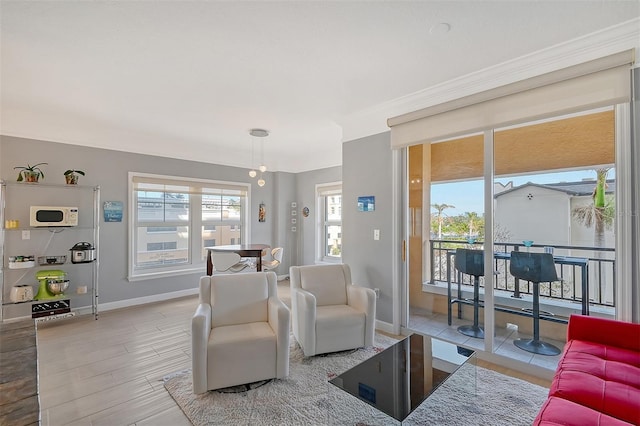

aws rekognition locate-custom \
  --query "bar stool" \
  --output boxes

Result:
[455,248,485,339]
[509,251,561,356]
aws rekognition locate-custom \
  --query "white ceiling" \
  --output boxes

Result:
[1,1,638,173]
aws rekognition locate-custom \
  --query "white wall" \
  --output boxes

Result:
[495,186,570,246]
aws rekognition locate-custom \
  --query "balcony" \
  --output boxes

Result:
[428,239,615,315]
[406,239,616,378]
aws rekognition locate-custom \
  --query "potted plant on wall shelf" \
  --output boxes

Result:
[64,169,85,185]
[14,163,47,182]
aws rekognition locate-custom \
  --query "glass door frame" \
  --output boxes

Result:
[399,102,633,352]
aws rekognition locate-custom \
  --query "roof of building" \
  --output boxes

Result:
[495,179,616,198]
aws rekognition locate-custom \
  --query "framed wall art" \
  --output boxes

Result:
[357,196,375,212]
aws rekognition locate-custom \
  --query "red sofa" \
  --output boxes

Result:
[534,314,640,425]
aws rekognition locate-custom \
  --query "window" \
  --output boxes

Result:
[316,182,342,261]
[129,173,249,280]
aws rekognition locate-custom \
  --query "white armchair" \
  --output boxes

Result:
[289,264,376,356]
[191,271,290,394]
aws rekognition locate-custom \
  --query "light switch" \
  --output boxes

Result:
[374,229,380,240]
[22,230,30,240]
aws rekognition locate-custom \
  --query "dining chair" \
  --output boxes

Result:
[211,252,250,273]
[262,247,284,272]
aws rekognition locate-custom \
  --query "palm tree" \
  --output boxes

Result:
[431,203,455,239]
[571,168,615,248]
[463,211,482,238]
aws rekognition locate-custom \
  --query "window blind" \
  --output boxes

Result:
[388,49,634,148]
[131,174,248,195]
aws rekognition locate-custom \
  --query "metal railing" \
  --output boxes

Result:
[429,240,616,308]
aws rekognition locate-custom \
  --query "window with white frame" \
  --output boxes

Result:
[129,173,249,280]
[316,182,342,261]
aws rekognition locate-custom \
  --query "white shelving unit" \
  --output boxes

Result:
[0,180,100,322]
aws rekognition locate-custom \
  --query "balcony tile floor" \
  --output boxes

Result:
[408,307,565,376]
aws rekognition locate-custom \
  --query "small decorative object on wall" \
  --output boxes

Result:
[357,196,375,212]
[14,162,47,182]
[302,207,310,217]
[291,209,296,216]
[291,202,297,208]
[291,218,296,224]
[259,203,266,222]
[103,201,123,222]
[291,226,296,232]
[64,169,85,185]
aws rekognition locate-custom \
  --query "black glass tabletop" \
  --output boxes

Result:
[329,333,475,422]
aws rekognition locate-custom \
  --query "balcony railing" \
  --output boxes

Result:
[429,240,616,308]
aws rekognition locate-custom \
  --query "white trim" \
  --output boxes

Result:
[100,287,199,312]
[375,319,395,335]
[389,62,631,148]
[127,171,251,281]
[391,148,403,335]
[615,102,633,321]
[483,130,495,353]
[340,18,640,144]
[315,181,342,262]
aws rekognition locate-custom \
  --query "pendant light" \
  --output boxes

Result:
[249,128,269,186]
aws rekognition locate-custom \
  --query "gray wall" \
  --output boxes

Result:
[0,136,306,305]
[271,171,297,270]
[294,166,342,266]
[342,132,394,323]
[1,134,400,324]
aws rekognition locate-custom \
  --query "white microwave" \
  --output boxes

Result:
[30,206,79,227]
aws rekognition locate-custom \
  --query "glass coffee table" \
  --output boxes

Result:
[328,333,476,424]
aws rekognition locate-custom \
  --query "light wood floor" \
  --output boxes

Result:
[36,281,548,425]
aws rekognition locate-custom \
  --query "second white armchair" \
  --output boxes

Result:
[289,264,376,356]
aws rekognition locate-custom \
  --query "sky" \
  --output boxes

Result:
[431,169,613,216]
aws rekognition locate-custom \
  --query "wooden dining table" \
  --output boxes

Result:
[205,244,270,275]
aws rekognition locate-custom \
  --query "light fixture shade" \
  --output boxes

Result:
[257,178,266,187]
[259,164,267,173]
[249,169,257,178]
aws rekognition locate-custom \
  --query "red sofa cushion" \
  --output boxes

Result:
[534,396,634,426]
[548,339,640,425]
[559,340,640,387]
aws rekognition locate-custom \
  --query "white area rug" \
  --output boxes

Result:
[164,334,548,425]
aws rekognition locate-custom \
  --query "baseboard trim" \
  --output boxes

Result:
[99,288,198,312]
[375,319,395,334]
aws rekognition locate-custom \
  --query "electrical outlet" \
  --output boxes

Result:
[373,229,380,240]
[374,288,380,299]
[22,230,30,240]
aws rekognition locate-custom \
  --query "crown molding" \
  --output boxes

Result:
[340,18,640,144]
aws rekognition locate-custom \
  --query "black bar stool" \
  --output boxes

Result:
[455,248,485,339]
[509,251,561,356]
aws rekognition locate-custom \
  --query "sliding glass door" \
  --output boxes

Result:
[406,107,620,361]
[490,108,616,359]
